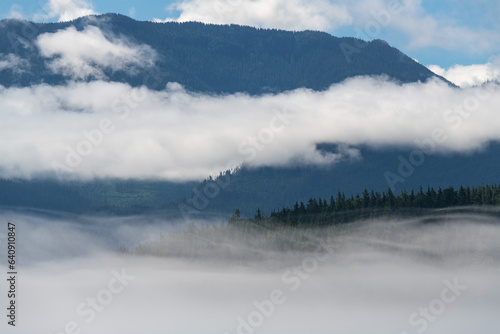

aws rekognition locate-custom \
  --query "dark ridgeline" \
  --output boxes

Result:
[0,13,448,93]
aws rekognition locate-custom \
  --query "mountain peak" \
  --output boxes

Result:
[0,14,449,93]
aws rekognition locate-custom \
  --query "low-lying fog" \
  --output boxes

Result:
[1,208,499,334]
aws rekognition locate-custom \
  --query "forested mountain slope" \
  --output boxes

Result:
[0,13,448,93]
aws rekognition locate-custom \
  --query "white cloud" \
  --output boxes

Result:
[337,0,500,55]
[154,0,500,56]
[42,0,96,22]
[0,53,29,73]
[129,7,136,18]
[428,56,500,87]
[396,14,499,54]
[0,77,499,181]
[154,0,353,31]
[36,26,157,79]
[7,4,24,20]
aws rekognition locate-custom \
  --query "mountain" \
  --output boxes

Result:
[2,14,493,218]
[2,142,499,217]
[187,143,500,217]
[0,13,448,93]
[0,178,198,215]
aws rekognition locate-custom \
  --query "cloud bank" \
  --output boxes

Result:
[0,77,499,181]
[39,0,97,22]
[0,209,499,333]
[372,0,500,53]
[0,53,29,73]
[154,0,353,31]
[429,56,500,87]
[36,26,157,79]
[7,4,24,20]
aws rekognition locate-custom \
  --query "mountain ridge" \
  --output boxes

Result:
[2,13,487,217]
[0,13,450,93]
[1,142,499,217]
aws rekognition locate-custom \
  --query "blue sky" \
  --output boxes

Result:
[1,0,179,21]
[1,0,499,68]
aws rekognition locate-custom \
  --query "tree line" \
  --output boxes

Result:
[130,183,500,259]
[252,184,500,226]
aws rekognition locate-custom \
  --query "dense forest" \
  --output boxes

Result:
[186,143,500,217]
[0,13,447,93]
[266,184,500,226]
[2,140,500,216]
[130,183,500,260]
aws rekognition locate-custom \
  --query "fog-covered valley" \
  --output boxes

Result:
[1,208,499,334]
[1,2,500,333]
